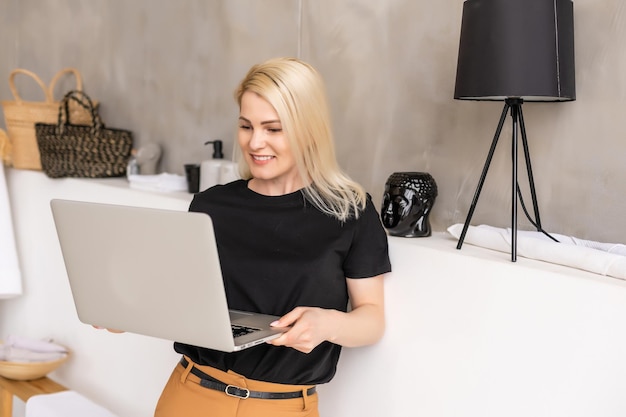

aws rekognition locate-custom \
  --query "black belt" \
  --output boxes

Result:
[179,358,316,400]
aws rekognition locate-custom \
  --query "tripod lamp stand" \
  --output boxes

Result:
[453,0,576,262]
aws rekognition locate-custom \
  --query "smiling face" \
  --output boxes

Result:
[237,91,303,195]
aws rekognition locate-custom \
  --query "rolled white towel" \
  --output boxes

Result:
[448,224,626,280]
[515,229,626,256]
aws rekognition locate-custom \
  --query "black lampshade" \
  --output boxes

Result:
[454,0,576,102]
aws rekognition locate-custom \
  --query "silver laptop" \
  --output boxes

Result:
[50,199,285,352]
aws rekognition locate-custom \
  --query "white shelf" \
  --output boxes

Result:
[4,168,626,417]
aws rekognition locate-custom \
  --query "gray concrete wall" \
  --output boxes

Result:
[1,0,625,244]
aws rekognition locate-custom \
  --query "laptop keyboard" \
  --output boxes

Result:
[232,324,260,338]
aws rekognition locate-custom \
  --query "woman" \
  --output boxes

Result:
[155,57,391,417]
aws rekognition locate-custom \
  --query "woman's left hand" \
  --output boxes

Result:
[266,306,337,354]
[267,275,385,354]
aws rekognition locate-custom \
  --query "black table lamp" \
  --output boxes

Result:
[454,0,576,261]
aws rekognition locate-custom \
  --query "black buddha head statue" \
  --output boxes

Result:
[381,172,438,237]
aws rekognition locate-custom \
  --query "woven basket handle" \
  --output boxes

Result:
[8,69,54,103]
[49,68,84,101]
[57,90,102,134]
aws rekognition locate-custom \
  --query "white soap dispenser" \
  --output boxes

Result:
[199,140,224,191]
[219,160,240,185]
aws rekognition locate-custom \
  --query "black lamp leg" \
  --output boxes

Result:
[510,102,519,262]
[456,102,510,251]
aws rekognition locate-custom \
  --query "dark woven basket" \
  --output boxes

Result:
[35,90,132,178]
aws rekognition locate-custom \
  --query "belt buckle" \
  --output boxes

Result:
[225,384,250,399]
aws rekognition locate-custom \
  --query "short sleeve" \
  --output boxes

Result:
[343,196,392,278]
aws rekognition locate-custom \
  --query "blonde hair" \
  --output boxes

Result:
[234,57,366,221]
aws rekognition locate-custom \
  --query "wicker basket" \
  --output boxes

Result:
[0,353,69,381]
[0,128,9,166]
[1,68,98,170]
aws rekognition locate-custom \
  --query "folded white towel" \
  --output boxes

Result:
[0,346,67,362]
[26,391,119,417]
[0,335,68,362]
[448,224,626,280]
[4,334,67,353]
[127,172,187,193]
[0,163,22,298]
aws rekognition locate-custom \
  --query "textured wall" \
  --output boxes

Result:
[1,0,625,243]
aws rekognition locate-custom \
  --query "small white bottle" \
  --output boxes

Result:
[126,149,139,179]
[199,140,224,191]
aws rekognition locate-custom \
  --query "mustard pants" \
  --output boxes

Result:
[154,357,319,417]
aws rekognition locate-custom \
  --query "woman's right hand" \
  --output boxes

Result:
[92,325,125,333]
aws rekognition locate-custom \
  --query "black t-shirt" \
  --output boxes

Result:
[174,180,391,385]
